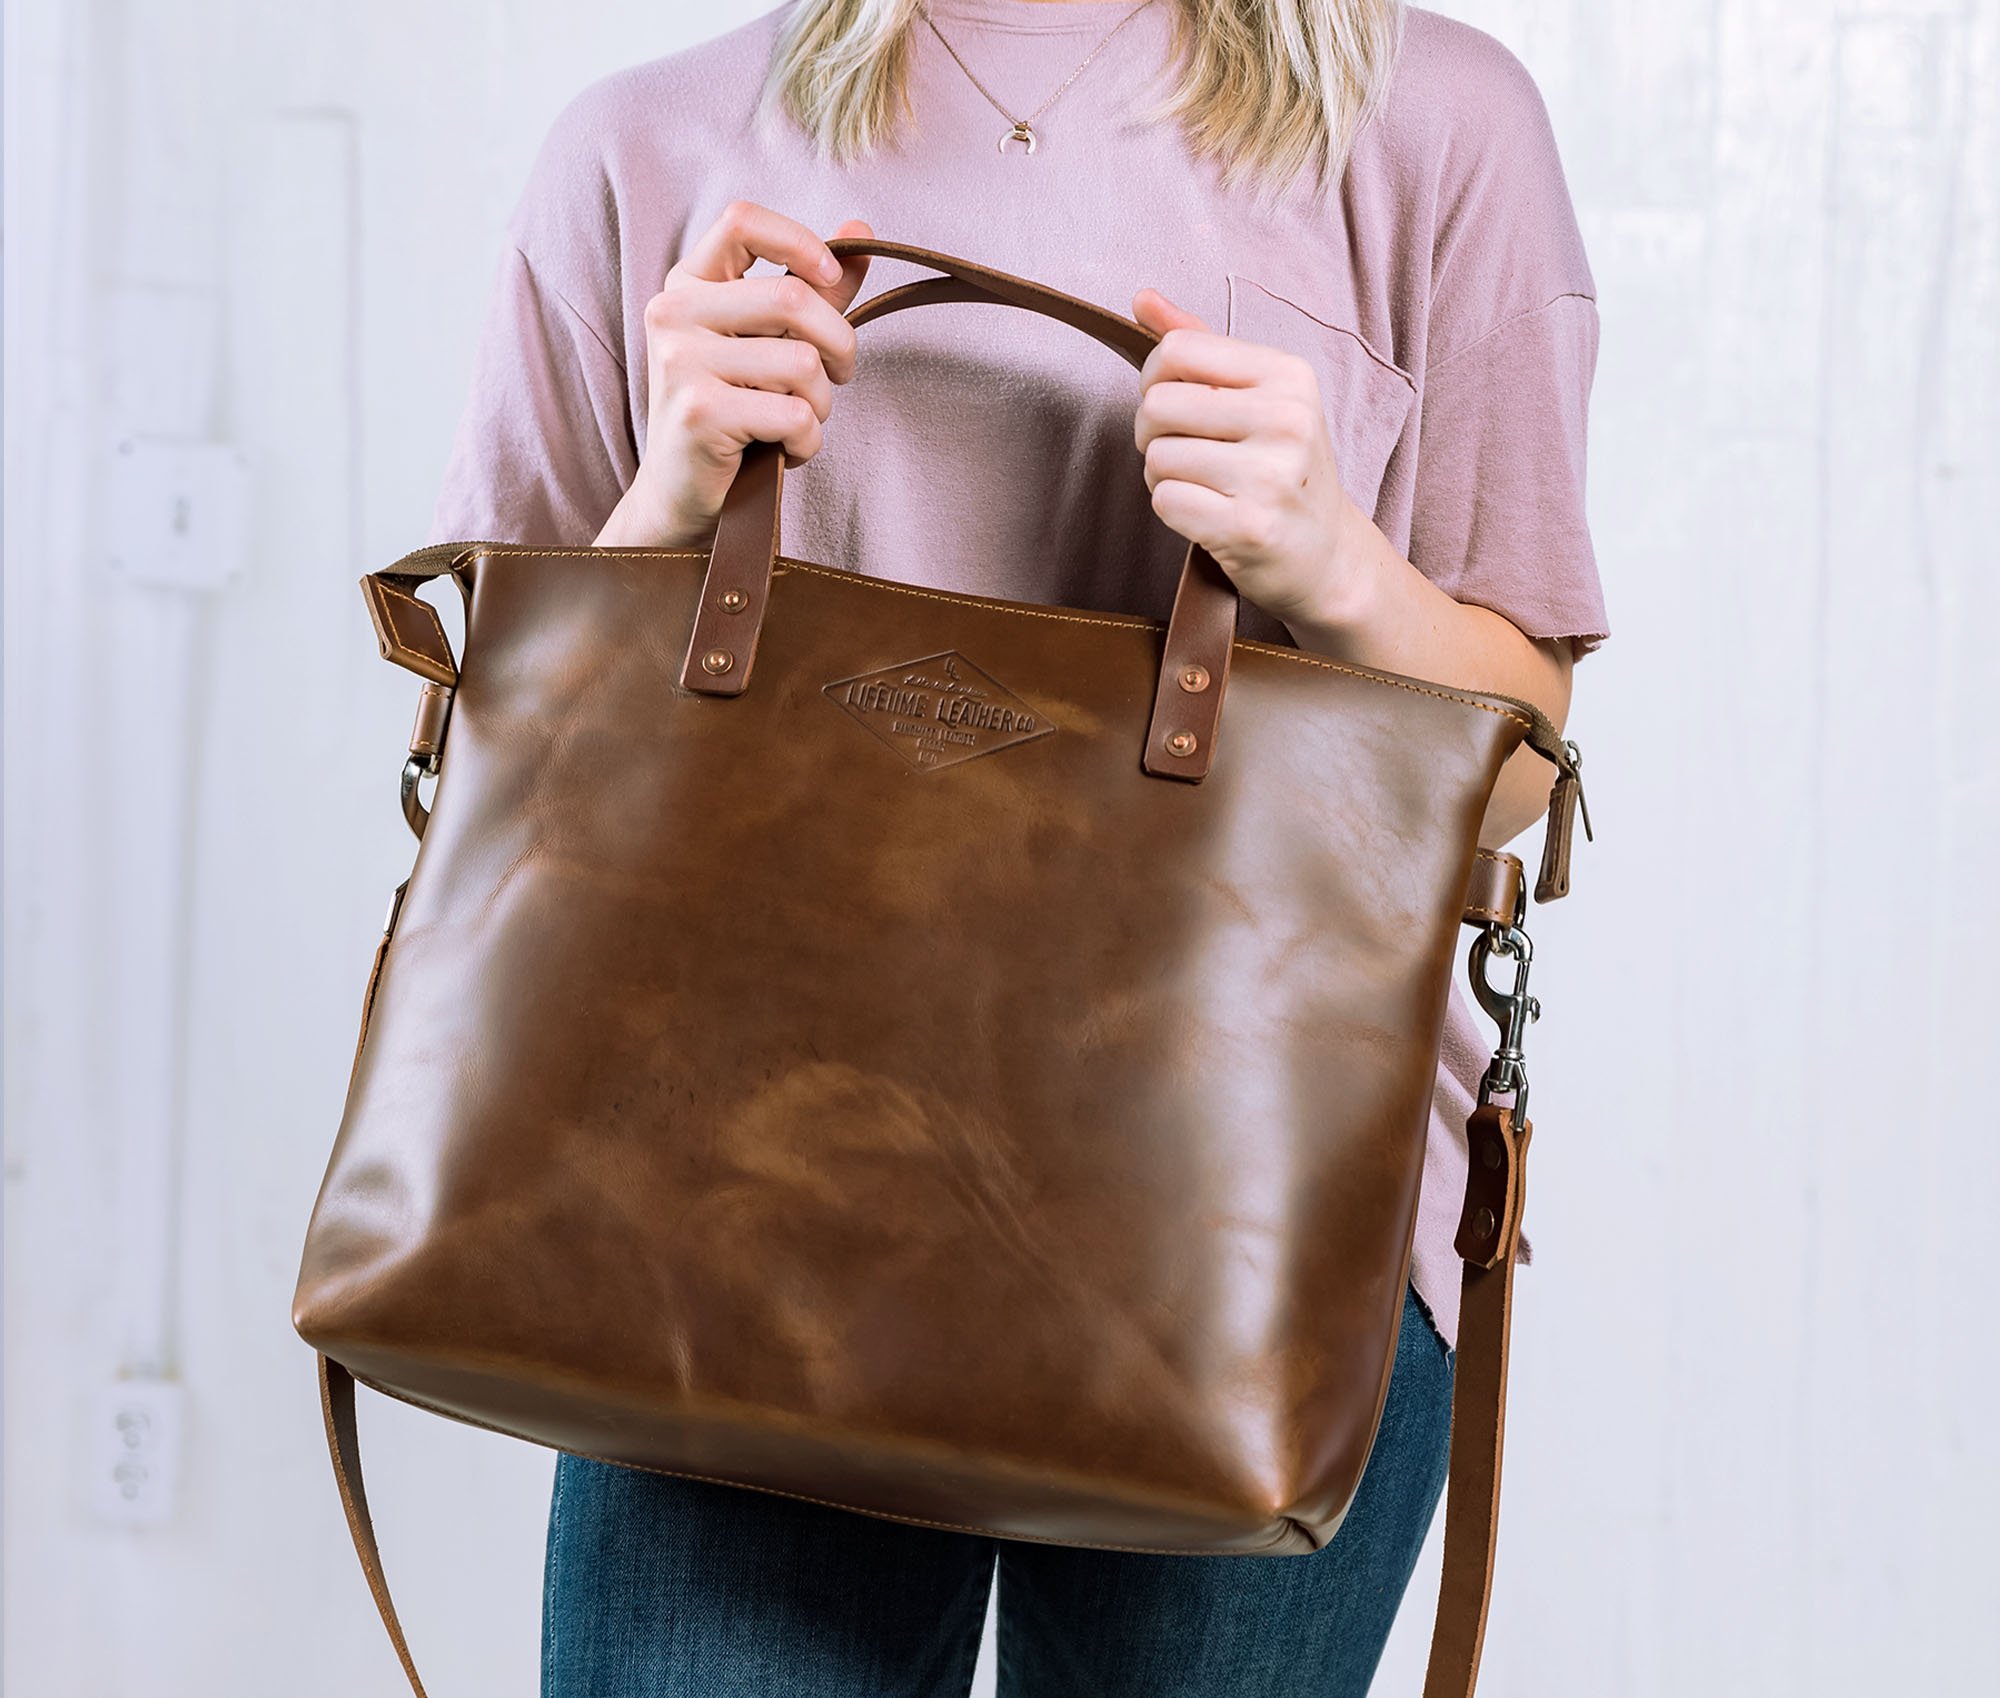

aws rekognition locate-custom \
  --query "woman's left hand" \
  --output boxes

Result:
[1130,285,1576,850]
[1130,287,1368,631]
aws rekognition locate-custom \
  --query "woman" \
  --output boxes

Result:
[428,1,1609,1691]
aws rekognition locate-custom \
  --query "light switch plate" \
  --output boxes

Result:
[104,435,250,590]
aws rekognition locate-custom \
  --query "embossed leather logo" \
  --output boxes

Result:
[823,651,1057,772]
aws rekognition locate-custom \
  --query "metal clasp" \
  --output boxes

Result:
[400,754,437,841]
[1468,915,1539,1126]
[399,680,452,841]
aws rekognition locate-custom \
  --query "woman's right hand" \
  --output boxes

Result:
[595,202,875,548]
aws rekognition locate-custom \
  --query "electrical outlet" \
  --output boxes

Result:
[91,1378,183,1527]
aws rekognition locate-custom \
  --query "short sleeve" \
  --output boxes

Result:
[1399,22,1610,659]
[424,242,637,549]
[1405,294,1608,657]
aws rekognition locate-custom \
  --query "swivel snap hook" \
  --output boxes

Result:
[1468,919,1539,1123]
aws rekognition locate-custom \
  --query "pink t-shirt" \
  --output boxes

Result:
[427,0,1610,1347]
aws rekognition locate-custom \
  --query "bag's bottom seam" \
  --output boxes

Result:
[344,1367,1304,1559]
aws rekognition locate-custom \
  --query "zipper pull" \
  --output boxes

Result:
[1562,738,1593,842]
[1534,738,1592,903]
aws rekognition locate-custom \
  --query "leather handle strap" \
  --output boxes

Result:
[314,1113,1530,1698]
[835,243,1155,366]
[677,238,1237,780]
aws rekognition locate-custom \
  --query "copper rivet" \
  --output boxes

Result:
[719,589,748,613]
[1483,1139,1503,1170]
[1177,664,1210,693]
[1473,1206,1496,1239]
[1166,730,1198,757]
[701,649,734,675]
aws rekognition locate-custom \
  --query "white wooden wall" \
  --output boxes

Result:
[4,1,1995,1693]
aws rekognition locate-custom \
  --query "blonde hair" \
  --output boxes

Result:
[756,0,1406,206]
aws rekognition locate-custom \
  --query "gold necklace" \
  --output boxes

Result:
[917,0,1161,155]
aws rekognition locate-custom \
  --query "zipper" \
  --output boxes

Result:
[1472,689,1582,789]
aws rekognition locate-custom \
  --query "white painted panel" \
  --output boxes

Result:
[6,2,1998,1695]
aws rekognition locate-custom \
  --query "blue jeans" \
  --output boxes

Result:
[543,1284,1453,1697]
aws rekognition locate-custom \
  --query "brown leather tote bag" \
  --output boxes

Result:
[294,239,1591,1697]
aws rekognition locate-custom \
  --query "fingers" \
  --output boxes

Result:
[617,205,875,541]
[1137,364,1333,543]
[658,271,861,384]
[1138,323,1295,391]
[668,204,872,326]
[1139,433,1255,499]
[656,205,874,385]
[670,378,825,468]
[672,198,846,292]
[1131,285,1207,336]
[1133,380,1263,451]
[820,216,876,309]
[698,330,837,424]
[1145,476,1236,550]
[1136,374,1320,474]
[729,384,825,466]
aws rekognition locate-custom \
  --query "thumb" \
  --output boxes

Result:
[1132,286,1209,335]
[824,218,875,309]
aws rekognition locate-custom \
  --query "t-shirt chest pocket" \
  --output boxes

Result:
[1224,273,1416,519]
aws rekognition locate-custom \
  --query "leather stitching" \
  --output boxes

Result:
[448,548,1536,734]
[544,1457,566,1689]
[391,595,449,663]
[1463,848,1523,923]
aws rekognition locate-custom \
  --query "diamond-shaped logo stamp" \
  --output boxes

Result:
[823,651,1057,772]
